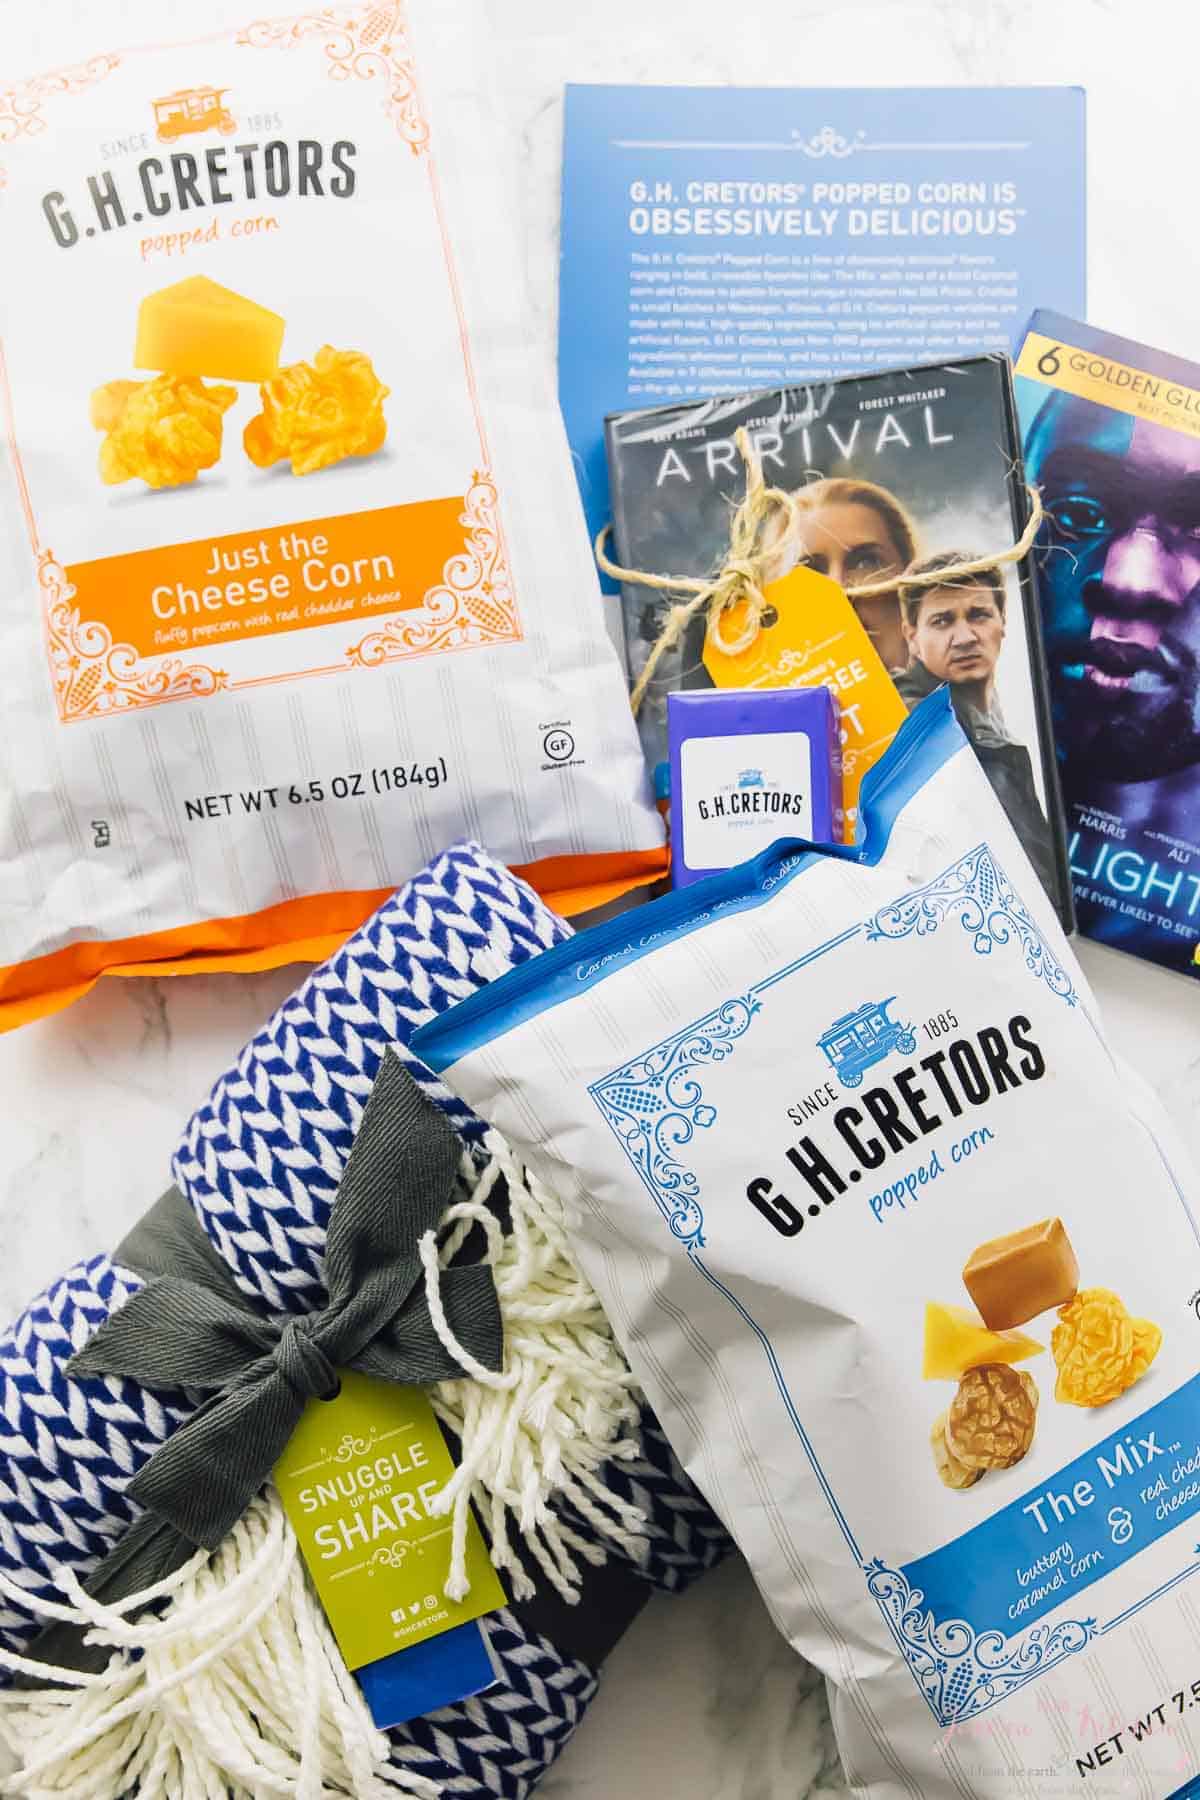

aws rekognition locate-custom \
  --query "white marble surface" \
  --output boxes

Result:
[3,1,1200,1794]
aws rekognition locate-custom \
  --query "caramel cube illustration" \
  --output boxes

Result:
[962,1217,1078,1331]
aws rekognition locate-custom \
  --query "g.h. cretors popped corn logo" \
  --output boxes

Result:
[151,86,238,144]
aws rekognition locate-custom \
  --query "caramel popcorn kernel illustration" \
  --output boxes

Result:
[931,1410,984,1490]
[945,1362,1038,1471]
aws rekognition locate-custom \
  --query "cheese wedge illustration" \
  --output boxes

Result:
[922,1300,1042,1381]
[134,275,284,383]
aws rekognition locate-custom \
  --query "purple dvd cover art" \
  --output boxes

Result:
[1016,308,1200,980]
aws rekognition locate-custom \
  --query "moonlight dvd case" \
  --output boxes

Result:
[1016,310,1200,980]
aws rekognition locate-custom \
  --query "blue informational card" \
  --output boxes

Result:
[559,84,1086,567]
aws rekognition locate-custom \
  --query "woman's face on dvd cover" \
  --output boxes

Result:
[1027,393,1200,787]
[797,498,909,671]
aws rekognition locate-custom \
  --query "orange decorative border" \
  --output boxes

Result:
[2,4,524,723]
[40,551,230,720]
[40,469,518,723]
[347,472,515,666]
[0,53,122,190]
[238,3,430,153]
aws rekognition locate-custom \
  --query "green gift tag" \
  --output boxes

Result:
[274,1369,504,1672]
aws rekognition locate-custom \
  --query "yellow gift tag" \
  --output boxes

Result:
[702,565,908,841]
[274,1371,504,1673]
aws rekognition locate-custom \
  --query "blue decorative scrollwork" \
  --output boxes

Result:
[866,1561,1094,1724]
[588,997,761,1246]
[792,124,859,158]
[865,844,1077,1007]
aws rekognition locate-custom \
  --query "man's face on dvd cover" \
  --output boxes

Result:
[1026,393,1200,786]
[903,581,1006,697]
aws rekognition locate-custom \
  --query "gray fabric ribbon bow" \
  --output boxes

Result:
[30,1051,502,1672]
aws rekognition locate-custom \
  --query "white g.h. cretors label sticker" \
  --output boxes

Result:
[680,730,812,870]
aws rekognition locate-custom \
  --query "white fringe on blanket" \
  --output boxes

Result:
[423,1132,648,1604]
[0,1489,437,1799]
[0,1136,646,1794]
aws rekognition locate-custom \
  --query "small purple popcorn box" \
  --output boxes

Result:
[667,687,841,888]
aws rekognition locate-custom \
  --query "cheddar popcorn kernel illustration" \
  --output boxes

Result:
[1051,1287,1162,1407]
[90,374,237,490]
[244,347,389,476]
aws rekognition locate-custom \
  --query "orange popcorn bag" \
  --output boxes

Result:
[0,2,663,1027]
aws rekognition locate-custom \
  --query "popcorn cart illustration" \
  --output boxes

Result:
[818,998,917,1088]
[153,88,236,144]
[738,769,765,789]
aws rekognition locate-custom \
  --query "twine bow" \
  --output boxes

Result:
[596,425,803,715]
[33,1052,502,1671]
[596,426,1045,715]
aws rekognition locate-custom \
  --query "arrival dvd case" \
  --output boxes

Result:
[1016,310,1200,980]
[605,354,1074,926]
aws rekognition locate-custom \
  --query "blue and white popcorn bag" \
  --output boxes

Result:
[415,690,1200,1799]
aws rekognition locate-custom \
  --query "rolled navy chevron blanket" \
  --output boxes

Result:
[0,841,730,1797]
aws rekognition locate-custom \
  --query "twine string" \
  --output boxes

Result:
[595,428,1044,715]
